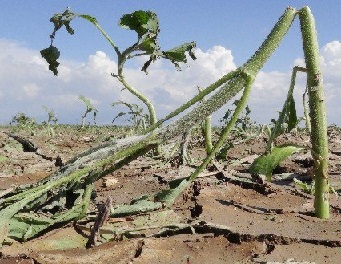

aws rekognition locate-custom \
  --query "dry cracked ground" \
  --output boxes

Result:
[0,125,340,264]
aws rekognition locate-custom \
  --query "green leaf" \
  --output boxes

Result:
[8,213,53,241]
[250,145,303,181]
[119,10,159,39]
[163,42,197,65]
[40,46,60,75]
[142,42,196,73]
[111,198,162,217]
[285,93,298,131]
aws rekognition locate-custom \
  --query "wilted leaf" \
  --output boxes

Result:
[50,8,77,37]
[111,198,162,217]
[163,41,197,65]
[40,46,60,75]
[250,145,303,181]
[142,42,196,73]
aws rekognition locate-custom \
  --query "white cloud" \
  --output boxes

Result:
[0,38,340,126]
[23,83,41,99]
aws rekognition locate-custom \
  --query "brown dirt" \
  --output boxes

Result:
[0,125,340,264]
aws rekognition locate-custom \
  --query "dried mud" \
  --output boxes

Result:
[0,126,340,264]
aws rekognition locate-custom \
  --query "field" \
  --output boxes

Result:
[0,124,340,264]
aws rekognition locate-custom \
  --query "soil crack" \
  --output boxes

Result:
[6,133,58,165]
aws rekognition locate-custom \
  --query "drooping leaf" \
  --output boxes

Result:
[40,46,60,75]
[285,93,298,131]
[142,42,196,73]
[250,145,303,181]
[163,42,197,65]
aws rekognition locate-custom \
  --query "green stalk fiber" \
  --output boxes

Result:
[299,7,329,219]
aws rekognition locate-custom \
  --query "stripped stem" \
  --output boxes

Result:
[299,6,329,219]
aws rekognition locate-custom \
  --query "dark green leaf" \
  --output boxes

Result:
[142,42,196,73]
[285,93,298,131]
[163,42,197,69]
[50,8,77,37]
[119,10,159,38]
[40,46,60,75]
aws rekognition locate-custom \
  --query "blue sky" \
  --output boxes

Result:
[0,1,340,125]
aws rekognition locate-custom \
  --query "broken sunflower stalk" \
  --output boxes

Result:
[0,5,330,247]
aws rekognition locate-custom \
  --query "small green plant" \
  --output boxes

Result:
[294,178,315,194]
[112,100,149,133]
[250,67,306,181]
[42,105,58,125]
[10,112,37,135]
[294,178,337,196]
[42,105,58,136]
[79,95,98,128]
[41,8,196,131]
[220,100,256,135]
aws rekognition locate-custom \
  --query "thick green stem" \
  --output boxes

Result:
[299,7,329,219]
[145,70,238,133]
[152,7,297,140]
[241,7,297,76]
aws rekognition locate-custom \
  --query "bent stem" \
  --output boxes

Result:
[83,16,157,127]
[299,7,329,219]
[266,66,307,152]
[189,74,253,182]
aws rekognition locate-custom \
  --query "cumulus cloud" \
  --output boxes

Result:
[0,38,340,125]
[293,40,341,124]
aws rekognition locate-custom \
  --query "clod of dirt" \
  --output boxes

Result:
[190,202,203,218]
